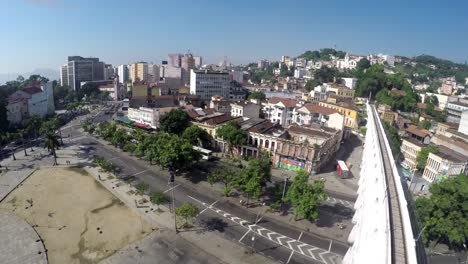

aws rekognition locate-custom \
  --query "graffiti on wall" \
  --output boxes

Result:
[278,156,305,171]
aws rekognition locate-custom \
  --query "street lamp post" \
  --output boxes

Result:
[169,168,178,234]
[280,176,289,212]
[415,224,428,242]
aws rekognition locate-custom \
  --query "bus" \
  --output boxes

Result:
[193,146,213,161]
[336,160,350,178]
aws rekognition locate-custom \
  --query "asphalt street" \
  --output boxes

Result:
[57,106,349,264]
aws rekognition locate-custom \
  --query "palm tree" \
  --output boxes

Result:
[5,132,18,160]
[44,132,60,165]
[18,129,28,156]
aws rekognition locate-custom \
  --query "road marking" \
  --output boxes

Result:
[198,200,218,216]
[164,184,180,194]
[287,231,304,264]
[131,170,147,176]
[187,195,343,264]
[238,229,251,243]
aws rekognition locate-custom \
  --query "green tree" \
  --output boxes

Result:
[416,174,468,248]
[313,66,336,84]
[176,202,200,226]
[182,125,211,147]
[382,121,401,156]
[208,165,238,196]
[293,180,327,221]
[216,121,247,156]
[286,170,327,221]
[5,132,19,160]
[150,191,169,210]
[151,134,200,169]
[356,58,371,72]
[44,132,60,165]
[248,91,266,101]
[77,82,100,101]
[123,142,136,153]
[416,145,439,171]
[159,109,190,135]
[111,128,128,148]
[304,79,320,92]
[420,120,431,130]
[135,183,149,195]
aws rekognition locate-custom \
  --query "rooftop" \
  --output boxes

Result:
[406,125,431,138]
[22,86,43,95]
[448,100,468,108]
[269,97,299,108]
[433,134,468,151]
[402,137,425,147]
[288,125,335,139]
[436,145,468,163]
[302,103,338,115]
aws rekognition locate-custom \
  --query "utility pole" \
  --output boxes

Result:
[169,168,178,234]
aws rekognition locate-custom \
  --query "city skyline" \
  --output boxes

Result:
[1,0,467,76]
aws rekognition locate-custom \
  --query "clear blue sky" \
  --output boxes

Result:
[1,0,467,74]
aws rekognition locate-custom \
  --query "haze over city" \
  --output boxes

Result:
[1,0,467,77]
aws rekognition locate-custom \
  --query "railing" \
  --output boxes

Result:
[371,105,418,264]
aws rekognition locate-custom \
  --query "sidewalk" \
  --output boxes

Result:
[82,155,277,264]
[89,133,353,244]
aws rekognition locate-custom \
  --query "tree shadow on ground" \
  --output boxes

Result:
[315,203,353,228]
[184,160,222,184]
[198,217,229,233]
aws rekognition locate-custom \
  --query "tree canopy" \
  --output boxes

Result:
[356,58,371,72]
[286,170,327,221]
[216,121,248,155]
[176,202,200,226]
[313,66,337,84]
[248,91,266,101]
[298,48,346,61]
[416,174,468,248]
[304,79,320,92]
[159,109,190,135]
[416,145,439,171]
[182,125,211,147]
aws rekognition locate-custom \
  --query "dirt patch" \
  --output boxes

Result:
[0,167,152,264]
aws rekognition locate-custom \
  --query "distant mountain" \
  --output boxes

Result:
[0,68,59,85]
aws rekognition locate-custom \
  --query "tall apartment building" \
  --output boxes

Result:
[168,53,182,67]
[181,53,195,85]
[60,64,68,86]
[104,64,114,80]
[148,64,160,83]
[401,138,424,171]
[117,64,129,84]
[66,56,105,91]
[130,62,148,83]
[193,56,203,68]
[190,69,230,100]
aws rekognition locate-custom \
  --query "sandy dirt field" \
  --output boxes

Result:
[0,167,153,264]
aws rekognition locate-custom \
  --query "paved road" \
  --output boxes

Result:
[72,135,346,264]
[61,107,349,264]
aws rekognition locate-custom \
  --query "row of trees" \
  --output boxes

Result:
[207,153,271,203]
[86,111,211,171]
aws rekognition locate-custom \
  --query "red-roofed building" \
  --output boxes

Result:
[6,82,55,125]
